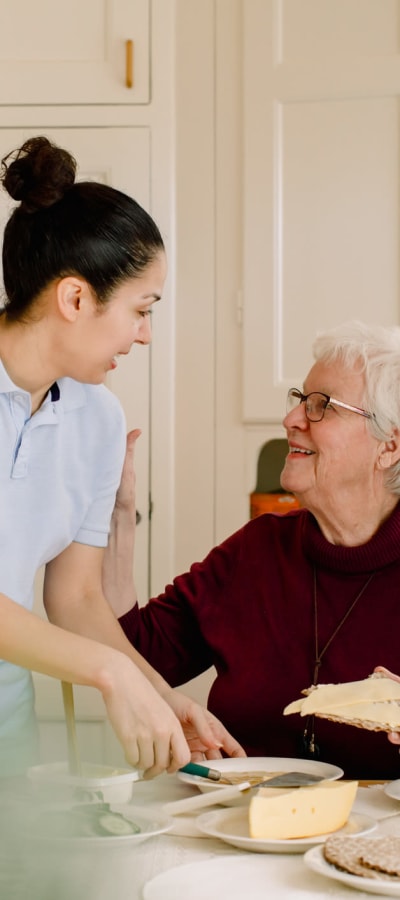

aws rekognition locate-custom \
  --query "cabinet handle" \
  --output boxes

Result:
[125,39,134,89]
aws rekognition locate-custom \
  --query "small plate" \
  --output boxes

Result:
[385,780,400,802]
[304,844,400,896]
[27,804,173,849]
[177,756,344,806]
[196,808,376,853]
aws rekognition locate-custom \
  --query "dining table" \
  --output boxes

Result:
[3,772,400,900]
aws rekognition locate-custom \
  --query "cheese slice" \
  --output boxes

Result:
[249,779,358,840]
[283,674,400,717]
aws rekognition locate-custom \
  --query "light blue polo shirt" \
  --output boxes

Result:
[0,360,126,769]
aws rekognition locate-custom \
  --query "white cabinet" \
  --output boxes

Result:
[242,0,400,424]
[0,0,150,104]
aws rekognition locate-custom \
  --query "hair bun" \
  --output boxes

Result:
[0,135,76,212]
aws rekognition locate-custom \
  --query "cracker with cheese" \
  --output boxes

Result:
[283,673,400,732]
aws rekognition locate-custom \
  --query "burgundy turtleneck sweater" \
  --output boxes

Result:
[119,505,400,779]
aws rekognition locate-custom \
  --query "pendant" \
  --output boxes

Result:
[300,717,320,760]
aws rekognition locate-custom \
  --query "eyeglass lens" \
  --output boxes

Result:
[287,389,327,422]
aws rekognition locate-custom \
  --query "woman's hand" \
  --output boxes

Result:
[374,665,400,745]
[99,653,192,777]
[162,687,246,761]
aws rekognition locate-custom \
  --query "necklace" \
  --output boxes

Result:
[301,566,375,759]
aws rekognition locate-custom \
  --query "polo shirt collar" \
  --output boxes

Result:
[0,359,87,411]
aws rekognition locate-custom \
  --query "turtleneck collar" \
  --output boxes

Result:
[302,501,400,574]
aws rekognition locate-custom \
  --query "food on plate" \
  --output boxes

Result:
[248,779,357,840]
[34,802,141,838]
[323,834,400,881]
[283,673,400,731]
[218,770,283,786]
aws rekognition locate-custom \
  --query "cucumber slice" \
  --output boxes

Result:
[97,812,140,836]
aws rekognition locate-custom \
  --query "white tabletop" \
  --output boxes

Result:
[15,775,400,900]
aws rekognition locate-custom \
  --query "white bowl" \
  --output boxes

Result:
[27,761,141,804]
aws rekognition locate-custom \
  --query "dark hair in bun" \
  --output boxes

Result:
[1,135,76,213]
[0,135,164,321]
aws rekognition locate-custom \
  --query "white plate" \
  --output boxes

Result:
[143,853,353,900]
[196,808,376,853]
[385,780,400,802]
[304,844,400,896]
[177,756,344,806]
[27,804,173,850]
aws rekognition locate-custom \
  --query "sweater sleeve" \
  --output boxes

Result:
[118,526,246,686]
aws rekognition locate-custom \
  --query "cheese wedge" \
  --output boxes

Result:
[284,674,400,717]
[249,779,358,840]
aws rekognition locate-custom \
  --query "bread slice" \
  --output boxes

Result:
[283,673,400,732]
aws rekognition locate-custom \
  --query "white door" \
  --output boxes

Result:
[0,0,150,104]
[0,127,152,764]
[242,0,400,424]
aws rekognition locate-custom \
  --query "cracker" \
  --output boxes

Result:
[314,711,395,732]
[324,835,400,882]
[359,835,400,877]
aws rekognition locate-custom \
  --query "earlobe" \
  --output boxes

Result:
[378,430,400,470]
[56,277,87,323]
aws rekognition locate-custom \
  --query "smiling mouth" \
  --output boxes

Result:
[289,446,314,456]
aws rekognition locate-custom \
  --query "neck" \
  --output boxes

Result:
[297,490,398,546]
[0,316,57,412]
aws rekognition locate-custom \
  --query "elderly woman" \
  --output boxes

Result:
[105,321,400,779]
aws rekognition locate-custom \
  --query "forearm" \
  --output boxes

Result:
[46,587,173,698]
[0,591,131,693]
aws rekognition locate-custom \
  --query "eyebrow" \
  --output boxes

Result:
[143,294,161,302]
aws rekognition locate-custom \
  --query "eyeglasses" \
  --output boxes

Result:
[286,388,372,423]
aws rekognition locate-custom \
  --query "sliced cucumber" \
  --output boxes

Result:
[34,803,141,838]
[97,812,140,836]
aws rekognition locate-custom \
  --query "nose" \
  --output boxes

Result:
[282,401,309,430]
[135,316,153,346]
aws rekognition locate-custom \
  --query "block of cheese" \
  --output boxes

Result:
[283,674,400,731]
[248,779,358,840]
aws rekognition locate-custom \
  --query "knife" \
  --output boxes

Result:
[164,781,252,815]
[179,762,222,781]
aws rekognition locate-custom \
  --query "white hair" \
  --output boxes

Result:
[312,320,400,494]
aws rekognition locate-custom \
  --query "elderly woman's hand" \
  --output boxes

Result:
[102,429,141,617]
[374,666,400,745]
[162,688,246,761]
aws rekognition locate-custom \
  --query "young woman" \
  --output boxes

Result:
[0,135,243,775]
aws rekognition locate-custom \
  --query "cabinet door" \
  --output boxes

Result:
[0,127,151,764]
[242,0,400,422]
[0,0,149,104]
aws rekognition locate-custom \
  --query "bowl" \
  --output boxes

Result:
[27,761,141,804]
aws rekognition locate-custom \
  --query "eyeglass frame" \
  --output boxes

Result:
[286,387,373,423]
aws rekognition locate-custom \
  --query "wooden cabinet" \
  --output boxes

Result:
[0,0,150,104]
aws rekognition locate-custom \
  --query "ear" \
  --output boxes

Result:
[377,428,400,470]
[55,277,91,323]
